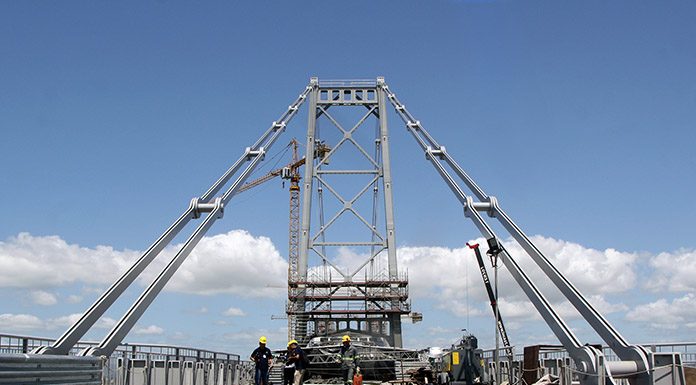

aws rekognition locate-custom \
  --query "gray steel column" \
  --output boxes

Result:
[298,78,318,281]
[294,77,318,340]
[377,78,398,280]
[377,78,402,348]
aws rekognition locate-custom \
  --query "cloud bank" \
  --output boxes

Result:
[0,230,287,297]
[0,231,693,340]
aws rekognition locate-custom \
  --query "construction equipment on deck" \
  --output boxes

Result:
[440,334,490,385]
[466,241,514,378]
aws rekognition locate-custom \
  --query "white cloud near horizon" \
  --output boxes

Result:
[645,249,696,293]
[397,236,639,319]
[0,312,116,335]
[0,230,694,339]
[0,233,139,289]
[626,293,696,330]
[223,307,247,317]
[0,230,287,298]
[29,290,58,306]
[134,325,164,335]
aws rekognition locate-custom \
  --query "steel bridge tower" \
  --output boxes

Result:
[289,78,409,347]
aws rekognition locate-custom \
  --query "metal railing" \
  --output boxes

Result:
[0,333,240,362]
[1,333,246,384]
[480,342,696,367]
[0,353,103,385]
[478,342,694,385]
[317,79,377,88]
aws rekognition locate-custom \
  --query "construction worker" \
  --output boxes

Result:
[287,340,307,385]
[339,335,359,385]
[251,336,273,385]
[283,341,296,385]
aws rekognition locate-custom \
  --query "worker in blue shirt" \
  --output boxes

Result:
[287,340,307,385]
[251,336,274,385]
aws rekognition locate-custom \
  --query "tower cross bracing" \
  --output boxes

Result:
[291,78,408,347]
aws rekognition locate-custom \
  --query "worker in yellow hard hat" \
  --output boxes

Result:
[339,335,359,385]
[250,336,273,385]
[283,340,297,385]
[286,339,308,385]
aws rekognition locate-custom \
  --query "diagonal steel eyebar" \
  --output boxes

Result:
[35,84,312,356]
[382,81,654,385]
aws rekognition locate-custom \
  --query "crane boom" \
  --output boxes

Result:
[466,242,513,359]
[236,156,306,194]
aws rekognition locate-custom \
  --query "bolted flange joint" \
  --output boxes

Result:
[407,121,421,131]
[245,146,265,161]
[486,196,499,218]
[464,196,493,216]
[425,146,446,160]
[190,197,225,219]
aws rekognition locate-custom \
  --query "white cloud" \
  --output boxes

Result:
[67,295,83,304]
[504,236,639,295]
[1,230,692,345]
[645,249,696,292]
[171,331,189,341]
[95,317,117,330]
[221,326,288,352]
[29,290,58,306]
[427,326,457,335]
[397,236,635,320]
[223,307,247,317]
[134,325,164,335]
[0,232,647,303]
[625,294,696,330]
[155,230,288,297]
[47,313,83,329]
[0,314,44,332]
[0,230,288,298]
[0,233,139,288]
[0,312,116,334]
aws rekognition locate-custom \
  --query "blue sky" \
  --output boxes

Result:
[0,1,695,355]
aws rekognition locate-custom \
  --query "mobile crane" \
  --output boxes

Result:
[465,242,513,360]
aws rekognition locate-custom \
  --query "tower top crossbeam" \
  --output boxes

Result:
[316,78,378,87]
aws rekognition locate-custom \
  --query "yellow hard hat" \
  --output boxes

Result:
[259,336,267,344]
[342,335,351,342]
[288,339,298,347]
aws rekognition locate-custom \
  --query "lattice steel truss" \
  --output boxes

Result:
[290,78,409,347]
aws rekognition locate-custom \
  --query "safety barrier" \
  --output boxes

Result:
[0,333,247,385]
[481,343,694,385]
[107,358,254,385]
[0,353,103,384]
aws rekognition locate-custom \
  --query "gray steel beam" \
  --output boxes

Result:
[492,204,652,383]
[36,85,310,356]
[390,89,655,384]
[377,78,402,348]
[294,78,319,341]
[34,208,194,355]
[376,78,399,281]
[382,82,613,385]
[298,78,319,280]
[83,87,303,357]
